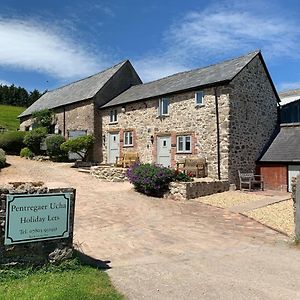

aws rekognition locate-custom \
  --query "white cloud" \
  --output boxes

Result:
[133,57,186,82]
[0,18,105,79]
[278,81,300,92]
[166,4,300,63]
[0,79,11,86]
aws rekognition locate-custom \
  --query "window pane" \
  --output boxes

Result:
[161,99,169,115]
[185,136,191,151]
[196,91,203,105]
[129,132,133,145]
[178,136,183,151]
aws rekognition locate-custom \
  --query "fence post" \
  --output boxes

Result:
[293,175,300,239]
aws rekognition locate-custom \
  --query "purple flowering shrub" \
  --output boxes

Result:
[126,163,192,197]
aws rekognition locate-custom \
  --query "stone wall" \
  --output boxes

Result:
[101,87,230,179]
[228,55,278,185]
[91,166,127,182]
[0,182,75,265]
[19,100,102,162]
[165,178,230,201]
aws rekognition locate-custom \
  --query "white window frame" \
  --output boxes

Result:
[177,135,192,153]
[158,98,170,116]
[123,131,133,147]
[109,109,118,124]
[195,91,204,107]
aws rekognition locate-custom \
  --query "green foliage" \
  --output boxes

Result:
[0,84,44,107]
[127,163,193,197]
[60,135,94,161]
[23,127,47,154]
[0,105,25,131]
[0,259,123,299]
[20,147,33,158]
[0,148,6,168]
[45,134,67,159]
[0,131,26,154]
[32,109,54,133]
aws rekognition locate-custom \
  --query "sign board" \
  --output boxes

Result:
[5,193,71,245]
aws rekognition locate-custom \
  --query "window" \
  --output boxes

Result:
[177,135,192,153]
[124,131,133,146]
[195,91,204,106]
[158,98,169,116]
[109,109,118,123]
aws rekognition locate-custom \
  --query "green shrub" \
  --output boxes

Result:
[32,109,54,133]
[23,127,47,154]
[126,163,193,197]
[0,131,26,154]
[45,134,67,159]
[20,147,33,158]
[60,135,94,161]
[0,148,6,168]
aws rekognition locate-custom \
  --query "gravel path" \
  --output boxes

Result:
[197,191,265,208]
[246,200,294,237]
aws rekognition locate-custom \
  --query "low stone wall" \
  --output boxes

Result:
[0,182,75,265]
[91,166,128,182]
[166,178,230,201]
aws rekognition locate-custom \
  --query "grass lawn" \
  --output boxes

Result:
[0,259,123,300]
[0,105,25,131]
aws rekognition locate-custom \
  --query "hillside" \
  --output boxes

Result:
[0,105,25,131]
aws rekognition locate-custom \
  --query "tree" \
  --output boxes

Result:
[32,109,54,133]
[60,135,94,161]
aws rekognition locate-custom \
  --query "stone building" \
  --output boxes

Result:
[20,50,279,185]
[101,51,279,184]
[19,60,142,161]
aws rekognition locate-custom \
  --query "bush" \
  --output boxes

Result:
[0,148,6,168]
[0,131,26,154]
[32,109,54,133]
[60,135,94,161]
[23,127,47,154]
[20,147,33,158]
[127,163,193,197]
[126,163,173,197]
[45,134,67,159]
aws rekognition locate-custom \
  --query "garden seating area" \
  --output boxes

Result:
[115,152,139,168]
[176,157,207,178]
[238,170,264,192]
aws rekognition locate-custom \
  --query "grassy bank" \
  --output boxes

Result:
[0,105,25,131]
[0,259,123,300]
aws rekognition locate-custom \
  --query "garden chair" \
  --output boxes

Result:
[238,170,264,191]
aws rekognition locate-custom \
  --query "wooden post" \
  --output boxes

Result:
[293,175,300,238]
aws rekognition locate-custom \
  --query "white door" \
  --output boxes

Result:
[68,130,87,160]
[108,133,120,164]
[288,165,300,192]
[157,136,171,167]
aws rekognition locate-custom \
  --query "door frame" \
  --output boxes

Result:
[156,135,171,167]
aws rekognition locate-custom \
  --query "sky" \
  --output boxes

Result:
[0,0,300,93]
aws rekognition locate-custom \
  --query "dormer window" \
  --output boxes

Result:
[158,98,169,116]
[195,91,204,106]
[109,109,118,123]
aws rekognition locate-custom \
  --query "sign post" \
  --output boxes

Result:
[5,193,71,245]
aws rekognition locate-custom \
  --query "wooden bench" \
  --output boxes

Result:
[115,152,139,168]
[177,158,207,178]
[238,170,264,191]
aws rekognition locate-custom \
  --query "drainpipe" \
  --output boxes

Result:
[214,87,221,180]
[63,107,66,137]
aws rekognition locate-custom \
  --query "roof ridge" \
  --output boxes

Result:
[130,50,260,89]
[46,60,129,94]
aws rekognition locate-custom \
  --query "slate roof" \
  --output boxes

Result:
[19,60,128,118]
[102,50,260,108]
[259,125,300,162]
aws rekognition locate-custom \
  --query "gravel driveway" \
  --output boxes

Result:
[2,156,300,300]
